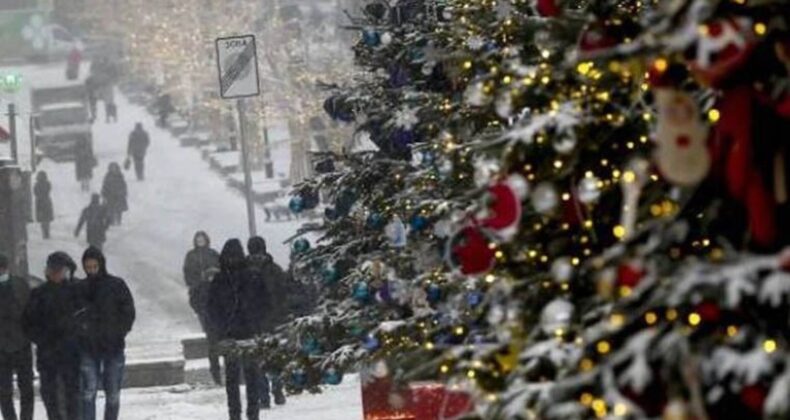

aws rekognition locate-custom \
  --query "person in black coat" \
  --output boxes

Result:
[75,140,97,192]
[246,237,287,409]
[76,247,135,420]
[23,252,81,420]
[34,171,54,239]
[0,254,33,420]
[127,123,150,181]
[182,231,221,384]
[101,163,127,226]
[209,239,263,420]
[74,194,110,251]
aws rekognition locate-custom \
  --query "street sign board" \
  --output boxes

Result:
[215,35,260,99]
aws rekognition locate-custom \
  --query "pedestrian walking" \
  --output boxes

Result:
[0,254,33,420]
[101,163,127,226]
[182,231,221,385]
[209,239,265,420]
[34,171,54,239]
[246,237,287,409]
[76,247,135,420]
[74,194,110,250]
[22,252,81,420]
[127,123,150,181]
[66,48,81,81]
[105,102,117,123]
[75,141,97,192]
[156,94,174,128]
[85,76,98,123]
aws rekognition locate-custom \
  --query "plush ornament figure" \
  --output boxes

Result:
[478,175,529,240]
[662,399,690,420]
[540,298,574,336]
[690,17,757,87]
[577,22,619,55]
[652,88,711,186]
[447,226,497,276]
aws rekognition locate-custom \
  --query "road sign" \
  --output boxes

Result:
[215,35,260,99]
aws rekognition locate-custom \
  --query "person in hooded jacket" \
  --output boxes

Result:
[74,194,110,250]
[127,123,150,181]
[209,239,264,420]
[23,252,81,420]
[101,163,127,226]
[34,171,54,240]
[246,237,287,408]
[0,254,33,420]
[183,231,221,385]
[76,247,135,420]
[75,141,97,192]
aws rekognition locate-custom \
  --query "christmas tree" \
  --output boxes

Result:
[253,0,790,418]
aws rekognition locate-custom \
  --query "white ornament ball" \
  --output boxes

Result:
[553,136,577,155]
[381,32,393,45]
[577,176,601,204]
[531,182,559,214]
[551,257,574,283]
[540,298,574,336]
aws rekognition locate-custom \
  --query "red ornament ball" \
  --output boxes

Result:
[695,301,722,323]
[536,0,561,17]
[617,261,646,288]
[740,384,767,415]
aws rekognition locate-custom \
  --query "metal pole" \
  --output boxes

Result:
[7,104,17,164]
[236,99,257,237]
[29,116,36,173]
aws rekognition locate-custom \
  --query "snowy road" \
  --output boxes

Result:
[17,63,302,360]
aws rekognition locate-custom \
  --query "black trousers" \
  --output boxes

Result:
[224,354,260,420]
[133,158,145,181]
[0,347,34,420]
[38,360,80,420]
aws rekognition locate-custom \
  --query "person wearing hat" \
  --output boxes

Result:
[77,247,135,420]
[0,254,33,420]
[22,252,80,420]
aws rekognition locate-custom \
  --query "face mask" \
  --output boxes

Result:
[0,273,8,283]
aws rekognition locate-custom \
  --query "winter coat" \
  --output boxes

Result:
[75,150,97,181]
[75,202,110,247]
[247,254,288,332]
[184,245,220,320]
[0,276,31,353]
[22,280,81,367]
[101,171,128,212]
[34,178,54,223]
[128,128,150,160]
[208,268,267,341]
[76,250,135,355]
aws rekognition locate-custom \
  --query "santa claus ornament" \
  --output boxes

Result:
[477,175,529,240]
[689,17,757,87]
[652,88,711,186]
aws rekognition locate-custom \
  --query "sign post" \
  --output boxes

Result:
[216,34,261,237]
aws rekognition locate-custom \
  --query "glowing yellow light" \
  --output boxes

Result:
[571,257,580,265]
[502,75,512,84]
[541,76,550,85]
[425,342,435,350]
[688,312,701,326]
[614,403,628,416]
[619,286,632,297]
[644,312,658,325]
[764,339,778,353]
[580,393,594,406]
[440,364,449,373]
[622,171,636,183]
[467,370,476,379]
[653,58,668,72]
[577,62,593,75]
[463,61,472,69]
[541,50,551,59]
[754,22,767,35]
[592,399,607,415]
[665,309,678,321]
[495,250,505,259]
[485,274,496,283]
[708,109,721,123]
[554,160,563,169]
[610,314,625,328]
[455,326,464,335]
[580,358,594,371]
[727,325,738,337]
[596,341,611,354]
[554,328,565,337]
[613,225,627,239]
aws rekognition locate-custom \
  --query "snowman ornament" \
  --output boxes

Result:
[652,88,711,187]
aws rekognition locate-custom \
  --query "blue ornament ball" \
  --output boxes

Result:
[323,368,343,385]
[302,337,321,355]
[420,150,436,166]
[410,215,429,231]
[322,264,341,284]
[353,281,371,303]
[292,238,311,254]
[324,207,339,221]
[363,335,380,351]
[467,291,484,307]
[366,213,386,230]
[289,196,305,214]
[362,29,380,47]
[426,284,441,304]
[291,369,308,387]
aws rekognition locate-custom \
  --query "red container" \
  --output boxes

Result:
[361,376,474,420]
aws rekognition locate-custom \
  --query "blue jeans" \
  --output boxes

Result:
[80,351,125,420]
[258,370,284,405]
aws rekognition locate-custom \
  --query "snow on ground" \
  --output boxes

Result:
[11,62,303,360]
[33,375,363,420]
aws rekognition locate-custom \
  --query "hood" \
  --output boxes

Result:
[219,239,246,272]
[82,246,107,275]
[46,251,77,276]
[247,236,267,256]
[194,231,211,248]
